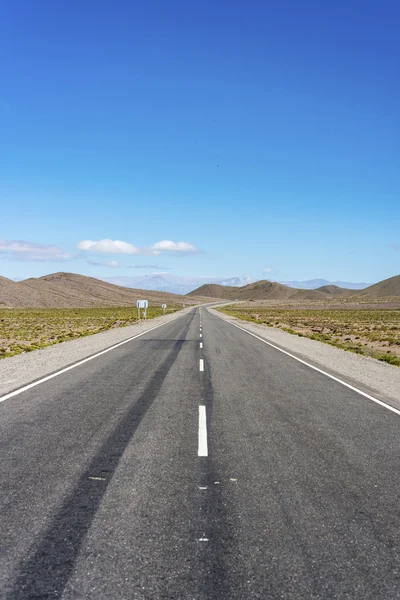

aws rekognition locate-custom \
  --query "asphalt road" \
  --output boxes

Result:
[1,307,400,599]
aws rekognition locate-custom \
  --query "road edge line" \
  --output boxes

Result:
[211,310,400,417]
[0,313,189,405]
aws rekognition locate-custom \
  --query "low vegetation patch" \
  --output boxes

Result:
[0,306,179,359]
[218,305,400,367]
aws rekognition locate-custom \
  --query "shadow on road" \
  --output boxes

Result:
[7,316,194,599]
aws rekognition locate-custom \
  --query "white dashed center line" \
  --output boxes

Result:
[199,359,204,371]
[200,342,203,348]
[198,405,208,456]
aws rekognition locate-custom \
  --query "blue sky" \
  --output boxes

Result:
[1,0,399,284]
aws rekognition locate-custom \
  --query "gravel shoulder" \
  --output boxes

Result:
[210,307,400,409]
[0,307,194,397]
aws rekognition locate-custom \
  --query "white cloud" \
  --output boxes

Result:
[127,264,170,269]
[77,238,200,256]
[77,239,140,254]
[263,267,272,273]
[151,240,199,255]
[0,240,71,261]
[105,260,120,268]
[86,258,120,268]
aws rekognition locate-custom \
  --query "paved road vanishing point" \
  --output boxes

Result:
[1,307,400,599]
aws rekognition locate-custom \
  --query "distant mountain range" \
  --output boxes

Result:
[103,274,254,295]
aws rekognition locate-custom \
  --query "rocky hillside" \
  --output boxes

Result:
[0,272,202,308]
[189,275,400,301]
[355,275,400,298]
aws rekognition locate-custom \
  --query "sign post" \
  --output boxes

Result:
[162,303,167,315]
[136,299,149,321]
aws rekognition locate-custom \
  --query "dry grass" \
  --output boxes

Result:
[218,304,400,366]
[0,306,179,359]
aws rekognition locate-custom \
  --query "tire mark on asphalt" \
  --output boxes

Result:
[6,314,194,600]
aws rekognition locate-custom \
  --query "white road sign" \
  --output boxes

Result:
[162,304,167,309]
[136,300,148,308]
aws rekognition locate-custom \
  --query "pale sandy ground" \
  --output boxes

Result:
[209,308,400,410]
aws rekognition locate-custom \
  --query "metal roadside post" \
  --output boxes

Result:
[162,303,167,315]
[136,299,149,321]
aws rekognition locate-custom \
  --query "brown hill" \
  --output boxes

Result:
[187,283,238,299]
[188,280,328,301]
[315,285,353,296]
[355,274,400,298]
[237,280,329,300]
[0,272,201,308]
[0,275,45,307]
